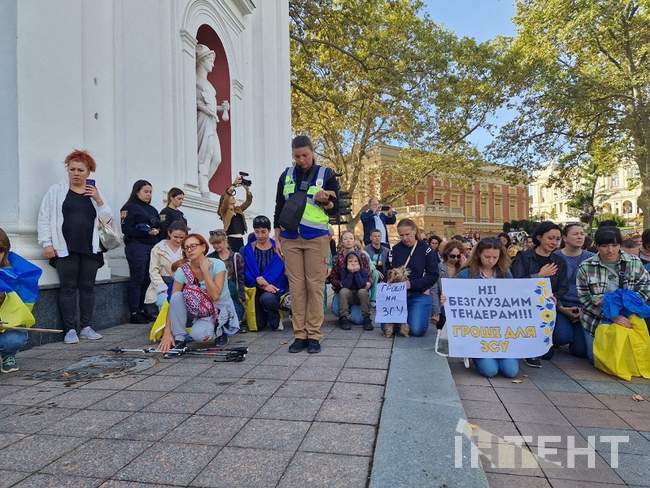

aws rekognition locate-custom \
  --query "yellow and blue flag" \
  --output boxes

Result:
[0,252,42,328]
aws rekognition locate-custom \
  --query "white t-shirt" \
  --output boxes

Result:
[373,214,387,243]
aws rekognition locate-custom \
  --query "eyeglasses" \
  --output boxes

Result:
[183,243,202,252]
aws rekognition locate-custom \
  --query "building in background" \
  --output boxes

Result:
[530,163,642,226]
[354,145,529,240]
[0,0,290,331]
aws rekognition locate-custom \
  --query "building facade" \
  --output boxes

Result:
[1,0,291,285]
[355,145,529,239]
[530,163,642,226]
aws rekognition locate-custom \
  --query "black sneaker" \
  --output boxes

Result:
[129,312,150,324]
[525,358,542,368]
[362,317,374,331]
[215,334,228,346]
[307,339,321,354]
[141,309,157,322]
[239,325,248,334]
[289,338,309,353]
[338,317,352,330]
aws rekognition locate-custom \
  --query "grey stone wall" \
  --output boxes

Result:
[28,278,130,349]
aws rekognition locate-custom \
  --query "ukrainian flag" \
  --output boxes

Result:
[0,252,42,328]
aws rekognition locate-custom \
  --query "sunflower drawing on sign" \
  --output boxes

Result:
[534,280,556,345]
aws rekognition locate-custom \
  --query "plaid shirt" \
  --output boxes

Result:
[576,252,650,335]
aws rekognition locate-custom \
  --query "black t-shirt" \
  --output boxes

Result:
[228,214,247,235]
[255,247,274,275]
[533,253,553,269]
[62,190,96,254]
[159,207,187,237]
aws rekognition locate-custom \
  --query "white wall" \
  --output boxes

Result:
[4,0,291,284]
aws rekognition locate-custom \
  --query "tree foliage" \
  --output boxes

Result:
[289,0,510,226]
[488,0,650,225]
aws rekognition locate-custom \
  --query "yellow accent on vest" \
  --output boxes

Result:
[283,167,330,229]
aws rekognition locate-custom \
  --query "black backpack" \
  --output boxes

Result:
[278,165,318,232]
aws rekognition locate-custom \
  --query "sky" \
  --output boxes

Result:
[422,0,517,150]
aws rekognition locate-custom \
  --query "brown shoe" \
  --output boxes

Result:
[399,324,410,337]
[384,324,394,338]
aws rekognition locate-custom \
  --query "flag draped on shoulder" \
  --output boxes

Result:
[0,252,43,328]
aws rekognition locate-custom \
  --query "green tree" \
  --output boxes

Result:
[488,0,650,225]
[290,0,510,227]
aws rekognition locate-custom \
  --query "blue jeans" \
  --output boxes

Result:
[407,293,432,337]
[583,328,595,364]
[0,330,28,356]
[474,358,519,378]
[554,312,587,358]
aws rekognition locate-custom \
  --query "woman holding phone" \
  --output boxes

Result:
[38,149,113,344]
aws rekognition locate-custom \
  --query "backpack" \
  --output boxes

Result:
[180,263,216,319]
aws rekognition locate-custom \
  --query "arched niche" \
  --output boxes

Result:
[197,24,231,195]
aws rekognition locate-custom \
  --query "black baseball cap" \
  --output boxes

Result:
[253,215,271,230]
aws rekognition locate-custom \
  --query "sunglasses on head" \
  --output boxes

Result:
[209,230,227,237]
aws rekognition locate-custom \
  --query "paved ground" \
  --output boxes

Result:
[450,350,650,487]
[0,319,389,488]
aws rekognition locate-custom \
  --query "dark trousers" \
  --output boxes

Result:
[55,253,101,332]
[255,289,281,330]
[125,242,153,314]
[228,237,244,253]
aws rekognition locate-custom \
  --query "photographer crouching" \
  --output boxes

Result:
[218,173,252,253]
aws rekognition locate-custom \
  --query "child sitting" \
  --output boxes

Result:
[338,251,372,330]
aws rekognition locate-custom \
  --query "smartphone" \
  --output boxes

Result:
[85,179,95,197]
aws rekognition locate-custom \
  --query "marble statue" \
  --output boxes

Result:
[196,44,230,197]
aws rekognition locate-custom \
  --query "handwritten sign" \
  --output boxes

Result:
[375,283,408,324]
[441,278,555,358]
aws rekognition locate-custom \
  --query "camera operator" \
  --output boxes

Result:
[361,198,396,247]
[218,173,252,252]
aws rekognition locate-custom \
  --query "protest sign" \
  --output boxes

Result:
[375,282,408,324]
[441,278,555,358]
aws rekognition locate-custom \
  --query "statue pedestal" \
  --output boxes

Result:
[8,231,112,287]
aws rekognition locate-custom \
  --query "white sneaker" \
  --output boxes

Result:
[80,326,103,340]
[64,330,79,344]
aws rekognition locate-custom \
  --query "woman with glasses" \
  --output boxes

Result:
[121,180,162,324]
[431,240,465,329]
[208,230,246,332]
[158,233,239,352]
[457,238,518,377]
[384,219,439,338]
